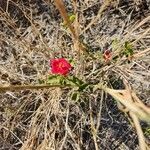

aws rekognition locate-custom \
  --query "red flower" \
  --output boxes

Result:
[103,50,112,61]
[50,58,72,76]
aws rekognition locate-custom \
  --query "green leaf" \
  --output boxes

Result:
[69,14,76,22]
[67,76,84,86]
[48,75,59,80]
[66,76,89,91]
[61,13,76,29]
[60,76,66,85]
[78,83,89,91]
[47,75,65,85]
[124,41,134,57]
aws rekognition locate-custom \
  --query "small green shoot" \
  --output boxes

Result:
[61,13,76,28]
[123,41,134,57]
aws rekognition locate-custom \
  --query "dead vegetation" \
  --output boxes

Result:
[0,0,150,150]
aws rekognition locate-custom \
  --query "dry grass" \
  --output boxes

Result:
[0,0,150,150]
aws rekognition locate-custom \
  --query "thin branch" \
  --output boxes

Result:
[130,112,147,150]
[0,84,74,93]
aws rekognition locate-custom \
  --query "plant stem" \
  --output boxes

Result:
[54,0,77,40]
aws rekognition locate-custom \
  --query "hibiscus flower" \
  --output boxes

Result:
[50,58,72,76]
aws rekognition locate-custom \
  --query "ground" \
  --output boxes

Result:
[0,0,150,150]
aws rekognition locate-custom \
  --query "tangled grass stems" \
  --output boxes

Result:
[0,0,150,149]
[1,81,149,149]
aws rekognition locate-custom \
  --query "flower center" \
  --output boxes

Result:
[58,62,65,69]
